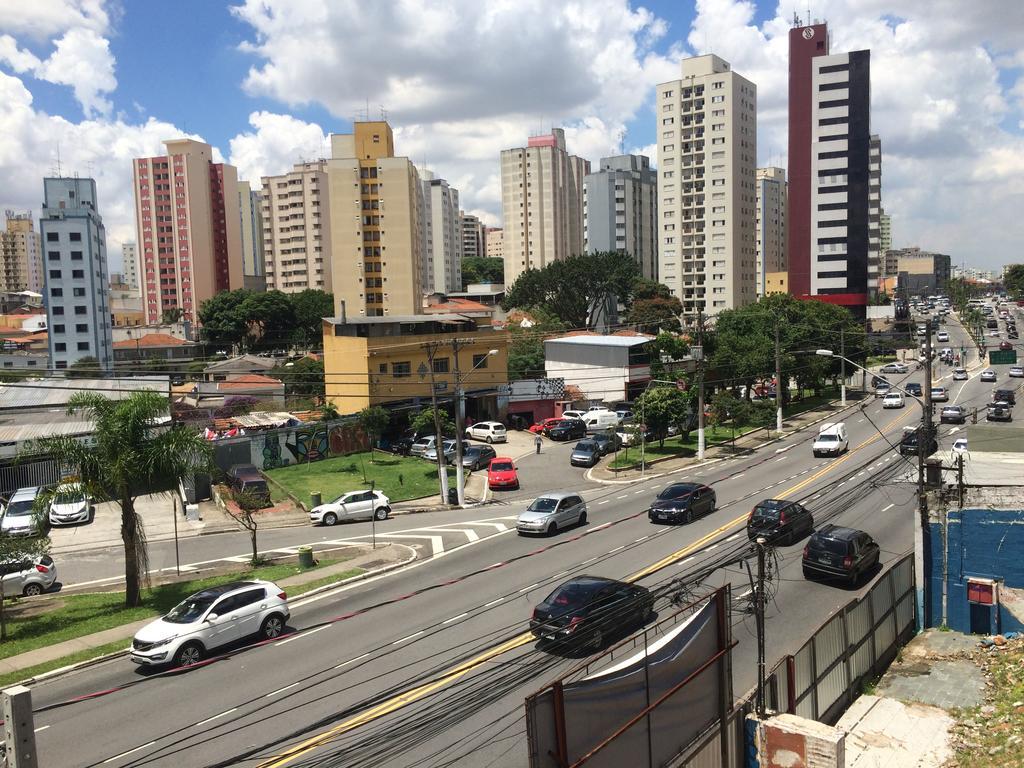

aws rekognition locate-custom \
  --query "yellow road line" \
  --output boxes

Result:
[259,406,914,767]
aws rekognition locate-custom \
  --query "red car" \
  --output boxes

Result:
[487,457,520,490]
[528,418,561,435]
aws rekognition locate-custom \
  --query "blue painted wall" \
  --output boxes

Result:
[929,508,1024,634]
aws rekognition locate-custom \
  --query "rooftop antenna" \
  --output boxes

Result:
[618,129,626,154]
[379,105,388,122]
[55,144,63,178]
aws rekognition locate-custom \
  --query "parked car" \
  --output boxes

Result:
[940,405,967,424]
[904,382,923,397]
[47,483,92,527]
[410,435,438,457]
[569,440,602,467]
[987,403,1013,422]
[882,392,905,409]
[952,368,969,381]
[1010,367,1024,378]
[980,369,998,382]
[648,482,715,525]
[530,576,653,650]
[130,580,290,667]
[746,499,814,546]
[0,487,44,537]
[226,465,272,508]
[994,389,1017,406]
[486,457,519,490]
[930,386,949,402]
[582,410,621,432]
[460,444,498,470]
[310,490,391,525]
[616,424,655,446]
[384,435,415,456]
[516,492,587,535]
[879,362,908,374]
[424,439,457,463]
[1,554,56,597]
[465,421,507,444]
[590,431,622,456]
[560,410,587,421]
[802,525,880,585]
[547,419,586,441]
[812,423,848,457]
[529,418,562,435]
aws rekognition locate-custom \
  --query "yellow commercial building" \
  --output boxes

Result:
[323,313,510,418]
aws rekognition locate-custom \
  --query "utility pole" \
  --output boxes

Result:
[452,338,467,507]
[918,327,934,626]
[957,452,965,508]
[840,327,847,407]
[697,309,706,460]
[423,342,449,504]
[774,319,783,433]
[3,685,38,768]
[755,537,767,717]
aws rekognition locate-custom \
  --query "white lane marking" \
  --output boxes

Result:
[733,472,746,479]
[838,481,846,487]
[419,527,479,542]
[617,494,629,499]
[774,456,787,462]
[196,708,237,727]
[857,418,865,423]
[856,471,865,477]
[468,522,509,532]
[598,500,609,505]
[706,544,718,551]
[442,612,468,625]
[34,725,50,733]
[275,625,329,646]
[519,583,540,593]
[377,533,446,554]
[634,489,646,495]
[392,630,425,645]
[680,556,694,565]
[950,426,960,434]
[726,533,741,542]
[635,536,649,543]
[609,546,625,554]
[882,503,895,512]
[775,444,795,453]
[333,652,370,670]
[103,742,156,764]
[552,570,570,579]
[885,456,893,462]
[484,597,504,607]
[222,555,251,563]
[265,682,300,697]
[811,494,822,500]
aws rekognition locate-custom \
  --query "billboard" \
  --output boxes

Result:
[989,350,1018,365]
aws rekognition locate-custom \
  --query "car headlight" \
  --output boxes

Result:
[146,636,176,650]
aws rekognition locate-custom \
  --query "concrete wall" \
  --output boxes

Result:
[929,508,1024,634]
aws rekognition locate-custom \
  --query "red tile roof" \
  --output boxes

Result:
[426,298,493,313]
[218,374,283,390]
[112,333,191,348]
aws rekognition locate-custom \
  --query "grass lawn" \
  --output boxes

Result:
[0,558,361,667]
[267,451,451,505]
[608,426,739,469]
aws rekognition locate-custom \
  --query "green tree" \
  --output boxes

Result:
[502,251,640,328]
[226,488,269,567]
[631,277,673,301]
[1001,264,1024,297]
[357,406,390,462]
[0,519,49,640]
[625,296,683,333]
[289,289,334,349]
[66,356,103,379]
[198,289,250,350]
[507,306,566,380]
[648,331,690,381]
[30,392,213,607]
[410,406,454,438]
[241,290,296,351]
[270,357,325,401]
[162,307,185,324]
[461,256,504,287]
[634,386,691,448]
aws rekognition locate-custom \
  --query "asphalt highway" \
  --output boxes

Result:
[27,313,1020,768]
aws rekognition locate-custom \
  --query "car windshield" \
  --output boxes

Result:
[545,582,601,608]
[528,497,559,513]
[490,461,513,472]
[53,488,85,504]
[813,537,850,556]
[817,435,838,442]
[5,500,34,517]
[555,420,574,428]
[657,485,692,500]
[164,594,217,624]
[574,442,596,452]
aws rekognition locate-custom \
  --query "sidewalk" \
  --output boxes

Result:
[0,541,414,682]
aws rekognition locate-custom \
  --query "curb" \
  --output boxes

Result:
[10,544,421,688]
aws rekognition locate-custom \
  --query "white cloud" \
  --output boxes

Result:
[0,0,111,40]
[34,28,117,116]
[228,111,329,183]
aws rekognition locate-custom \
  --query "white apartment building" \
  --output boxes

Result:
[656,54,758,317]
[121,241,139,292]
[583,155,658,280]
[237,180,266,292]
[420,172,463,294]
[755,167,787,296]
[1,211,43,293]
[500,129,589,287]
[868,134,882,292]
[261,160,332,292]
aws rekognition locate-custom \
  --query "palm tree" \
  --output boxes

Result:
[31,391,212,607]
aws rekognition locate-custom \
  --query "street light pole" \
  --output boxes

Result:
[697,309,706,460]
[840,327,847,407]
[453,345,498,507]
[774,319,783,433]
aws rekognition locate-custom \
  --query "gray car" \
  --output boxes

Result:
[1,555,56,597]
[516,492,587,535]
[461,445,497,470]
[424,439,457,463]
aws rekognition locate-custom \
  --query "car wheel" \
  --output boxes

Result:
[486,436,493,444]
[685,508,693,524]
[23,583,42,597]
[174,641,204,667]
[588,628,603,650]
[578,511,587,527]
[802,566,814,580]
[547,522,557,535]
[375,506,389,521]
[323,512,338,526]
[260,613,285,640]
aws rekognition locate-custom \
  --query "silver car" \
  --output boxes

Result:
[516,492,587,535]
[1,555,56,597]
[424,439,457,463]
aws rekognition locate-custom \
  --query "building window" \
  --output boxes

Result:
[55,343,66,352]
[71,251,83,260]
[48,251,60,261]
[77,341,90,351]
[50,288,63,297]
[53,324,65,334]
[73,287,86,297]
[432,357,450,374]
[52,307,64,316]
[392,361,411,377]
[70,232,82,241]
[46,232,58,242]
[49,270,61,279]
[76,323,88,332]
[471,354,490,369]
[72,269,85,279]
[74,306,87,315]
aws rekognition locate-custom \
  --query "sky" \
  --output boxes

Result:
[1,0,1022,274]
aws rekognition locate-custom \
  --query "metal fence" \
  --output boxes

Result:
[0,458,60,498]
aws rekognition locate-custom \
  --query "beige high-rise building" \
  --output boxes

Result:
[485,227,503,261]
[326,121,423,317]
[132,139,244,325]
[500,129,589,287]
[1,211,43,293]
[656,54,758,317]
[121,241,139,292]
[260,161,331,292]
[755,167,787,297]
[461,212,484,260]
[420,172,462,294]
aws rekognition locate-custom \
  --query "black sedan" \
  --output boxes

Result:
[530,575,653,651]
[746,498,814,546]
[648,482,715,524]
[547,419,586,441]
[802,524,880,585]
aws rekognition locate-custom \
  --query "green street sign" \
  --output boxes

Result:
[989,350,1018,365]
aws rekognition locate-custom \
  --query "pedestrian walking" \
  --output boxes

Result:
[535,434,542,454]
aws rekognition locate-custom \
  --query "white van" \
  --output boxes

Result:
[812,422,848,457]
[583,410,620,432]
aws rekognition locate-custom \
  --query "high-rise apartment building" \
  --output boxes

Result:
[893,247,951,296]
[237,180,266,292]
[656,54,758,317]
[879,211,891,256]
[121,241,139,292]
[485,227,503,262]
[132,139,244,325]
[461,213,485,260]
[326,121,424,317]
[788,20,872,315]
[499,129,589,287]
[1,211,43,293]
[40,177,113,371]
[755,167,787,296]
[583,155,658,280]
[420,172,463,294]
[260,161,330,293]
[868,135,882,292]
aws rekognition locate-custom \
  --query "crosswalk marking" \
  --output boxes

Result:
[377,534,446,555]
[418,527,480,542]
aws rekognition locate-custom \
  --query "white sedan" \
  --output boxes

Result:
[952,438,969,453]
[980,369,998,382]
[882,392,905,409]
[310,490,391,525]
[1010,367,1024,378]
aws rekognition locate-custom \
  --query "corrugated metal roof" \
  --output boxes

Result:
[0,420,94,444]
[0,376,169,411]
[545,334,653,348]
[233,412,300,428]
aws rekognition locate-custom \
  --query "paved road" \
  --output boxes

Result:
[27,312,1022,767]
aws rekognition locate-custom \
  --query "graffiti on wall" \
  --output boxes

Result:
[286,424,329,463]
[329,423,369,455]
[261,434,284,470]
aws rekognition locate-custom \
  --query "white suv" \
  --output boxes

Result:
[465,421,507,444]
[130,580,290,667]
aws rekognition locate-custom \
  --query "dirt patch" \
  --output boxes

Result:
[3,596,67,619]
